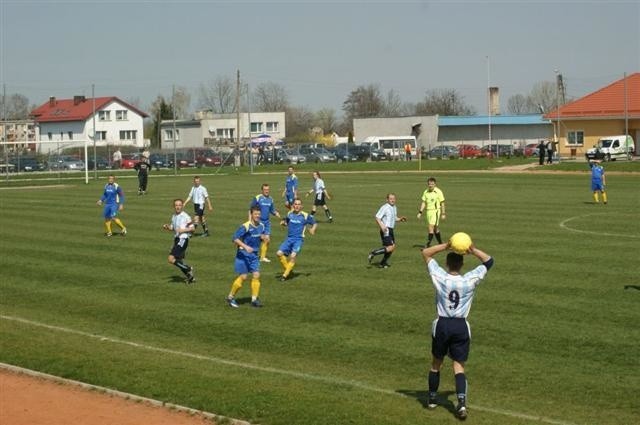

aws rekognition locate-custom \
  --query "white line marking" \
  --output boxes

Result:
[560,213,640,238]
[0,363,251,425]
[0,314,579,425]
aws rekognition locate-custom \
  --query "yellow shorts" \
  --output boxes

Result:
[426,210,441,226]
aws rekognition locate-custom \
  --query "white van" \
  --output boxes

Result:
[585,135,635,161]
[359,136,416,160]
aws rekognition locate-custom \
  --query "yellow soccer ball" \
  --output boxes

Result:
[449,232,472,254]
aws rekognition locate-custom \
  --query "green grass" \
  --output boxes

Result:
[1,167,639,425]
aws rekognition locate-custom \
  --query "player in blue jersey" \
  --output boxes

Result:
[96,175,127,237]
[276,198,317,281]
[589,160,607,204]
[162,198,195,284]
[421,242,493,420]
[227,206,267,308]
[249,183,282,262]
[282,166,298,210]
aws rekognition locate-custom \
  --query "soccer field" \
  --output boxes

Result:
[1,169,639,425]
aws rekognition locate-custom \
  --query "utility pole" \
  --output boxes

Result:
[235,69,241,168]
[172,84,177,176]
[3,83,7,182]
[92,84,97,180]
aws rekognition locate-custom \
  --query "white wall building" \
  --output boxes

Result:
[31,96,148,154]
[160,111,286,150]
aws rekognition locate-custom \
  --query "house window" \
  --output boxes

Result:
[164,129,180,141]
[116,110,128,121]
[216,128,234,139]
[95,131,107,140]
[567,130,584,146]
[266,121,278,132]
[250,122,262,133]
[48,132,53,141]
[98,111,111,121]
[68,131,73,140]
[119,130,137,140]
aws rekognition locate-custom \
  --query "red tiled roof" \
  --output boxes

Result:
[544,72,640,120]
[31,96,148,122]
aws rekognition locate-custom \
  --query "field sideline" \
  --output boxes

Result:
[1,167,639,425]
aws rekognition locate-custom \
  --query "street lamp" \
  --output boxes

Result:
[555,69,560,154]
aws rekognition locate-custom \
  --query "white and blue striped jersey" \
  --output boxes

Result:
[427,259,488,318]
[312,178,325,199]
[171,211,193,240]
[375,202,397,229]
[187,185,210,206]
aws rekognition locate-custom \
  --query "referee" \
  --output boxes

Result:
[421,242,493,420]
[367,193,406,268]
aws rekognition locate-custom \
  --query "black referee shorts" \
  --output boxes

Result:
[431,317,471,362]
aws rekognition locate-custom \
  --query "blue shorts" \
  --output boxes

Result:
[591,181,604,191]
[170,237,189,259]
[235,252,260,274]
[261,220,271,235]
[278,238,304,256]
[103,203,119,219]
[285,193,295,205]
[194,203,205,217]
[431,317,471,362]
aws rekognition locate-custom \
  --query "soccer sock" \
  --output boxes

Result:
[202,222,208,233]
[250,278,260,301]
[174,260,190,275]
[593,192,599,203]
[371,247,386,256]
[602,191,608,203]
[278,255,289,271]
[230,276,244,297]
[260,241,269,259]
[283,261,296,278]
[427,233,434,245]
[113,218,125,230]
[428,370,440,393]
[435,232,442,244]
[381,252,391,265]
[455,373,467,404]
[105,221,112,234]
[310,210,316,215]
[325,209,332,219]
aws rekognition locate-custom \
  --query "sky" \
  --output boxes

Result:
[1,0,639,118]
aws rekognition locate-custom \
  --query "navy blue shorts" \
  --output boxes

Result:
[170,237,189,259]
[431,317,471,362]
[314,193,326,206]
[379,228,395,247]
[193,203,205,217]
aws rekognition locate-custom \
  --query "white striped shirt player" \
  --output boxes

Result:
[421,242,493,419]
[368,193,406,268]
[184,176,213,236]
[307,171,333,222]
[163,199,195,284]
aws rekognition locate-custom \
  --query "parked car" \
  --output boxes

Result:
[457,144,481,158]
[585,135,635,161]
[120,153,141,169]
[87,156,110,170]
[167,152,196,168]
[480,144,514,158]
[190,148,223,167]
[277,149,307,164]
[301,147,337,163]
[49,155,85,170]
[10,156,46,172]
[353,144,388,161]
[333,145,359,163]
[148,153,169,170]
[523,143,539,157]
[426,146,460,159]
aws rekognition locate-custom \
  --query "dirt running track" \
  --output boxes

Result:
[0,368,223,425]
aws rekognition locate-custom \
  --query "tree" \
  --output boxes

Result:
[252,82,289,112]
[148,95,175,149]
[506,81,558,115]
[313,108,338,134]
[198,76,236,114]
[342,84,384,123]
[506,94,531,114]
[285,105,314,140]
[415,89,475,116]
[171,86,191,119]
[2,93,30,119]
[382,89,404,117]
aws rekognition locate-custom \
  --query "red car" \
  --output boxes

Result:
[457,144,481,158]
[523,143,539,157]
[191,148,223,167]
[120,153,141,169]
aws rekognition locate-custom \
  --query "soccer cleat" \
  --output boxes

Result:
[226,297,239,308]
[251,298,263,308]
[279,275,288,282]
[121,228,127,236]
[201,231,210,237]
[260,257,271,263]
[427,393,438,409]
[328,217,333,223]
[379,263,390,269]
[185,267,195,284]
[456,403,467,420]
[367,252,374,264]
[105,232,113,237]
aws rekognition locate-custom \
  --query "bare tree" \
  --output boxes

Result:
[253,82,289,112]
[313,108,338,134]
[198,76,236,113]
[171,86,191,119]
[3,93,30,119]
[506,94,532,114]
[342,84,384,124]
[415,89,475,116]
[382,89,404,117]
[285,105,314,138]
[527,81,557,113]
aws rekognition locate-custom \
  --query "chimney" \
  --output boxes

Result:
[49,96,56,107]
[73,95,86,105]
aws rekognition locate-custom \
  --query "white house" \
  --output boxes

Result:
[160,111,286,150]
[31,96,148,153]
